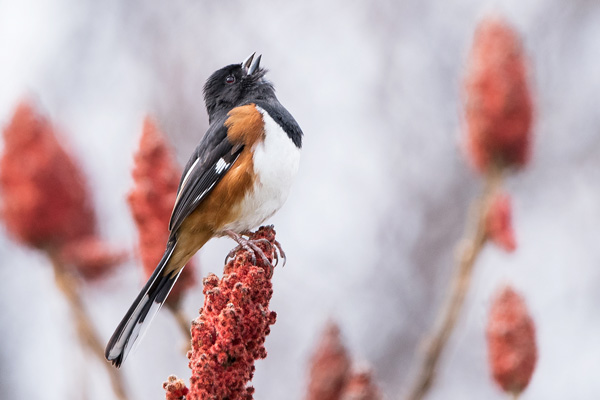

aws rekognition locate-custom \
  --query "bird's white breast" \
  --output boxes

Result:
[221,107,301,233]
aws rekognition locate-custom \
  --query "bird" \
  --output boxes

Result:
[105,53,303,367]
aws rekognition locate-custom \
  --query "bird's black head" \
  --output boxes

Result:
[203,53,274,121]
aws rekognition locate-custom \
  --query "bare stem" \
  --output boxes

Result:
[405,170,503,400]
[48,250,129,400]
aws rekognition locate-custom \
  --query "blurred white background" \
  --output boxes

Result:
[1,0,600,399]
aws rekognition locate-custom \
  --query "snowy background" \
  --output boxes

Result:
[1,0,600,399]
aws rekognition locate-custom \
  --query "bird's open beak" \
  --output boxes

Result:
[242,52,262,75]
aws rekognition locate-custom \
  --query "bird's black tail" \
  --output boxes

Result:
[105,239,182,367]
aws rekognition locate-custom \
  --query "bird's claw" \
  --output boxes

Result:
[273,239,287,267]
[224,231,276,275]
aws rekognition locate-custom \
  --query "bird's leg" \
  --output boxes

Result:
[239,230,254,239]
[224,230,273,271]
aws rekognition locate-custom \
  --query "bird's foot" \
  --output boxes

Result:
[240,229,287,267]
[224,230,274,273]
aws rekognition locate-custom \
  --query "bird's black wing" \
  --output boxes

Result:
[168,117,243,234]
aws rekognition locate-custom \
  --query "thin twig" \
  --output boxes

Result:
[48,249,129,400]
[405,169,503,400]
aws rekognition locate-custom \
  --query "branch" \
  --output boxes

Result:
[48,249,129,400]
[405,170,503,400]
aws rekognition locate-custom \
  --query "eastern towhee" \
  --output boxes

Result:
[105,53,303,367]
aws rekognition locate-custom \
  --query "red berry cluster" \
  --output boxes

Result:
[180,226,278,400]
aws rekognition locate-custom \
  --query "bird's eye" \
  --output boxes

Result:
[225,75,235,84]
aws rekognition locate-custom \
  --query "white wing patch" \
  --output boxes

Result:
[189,158,228,203]
[215,157,228,173]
